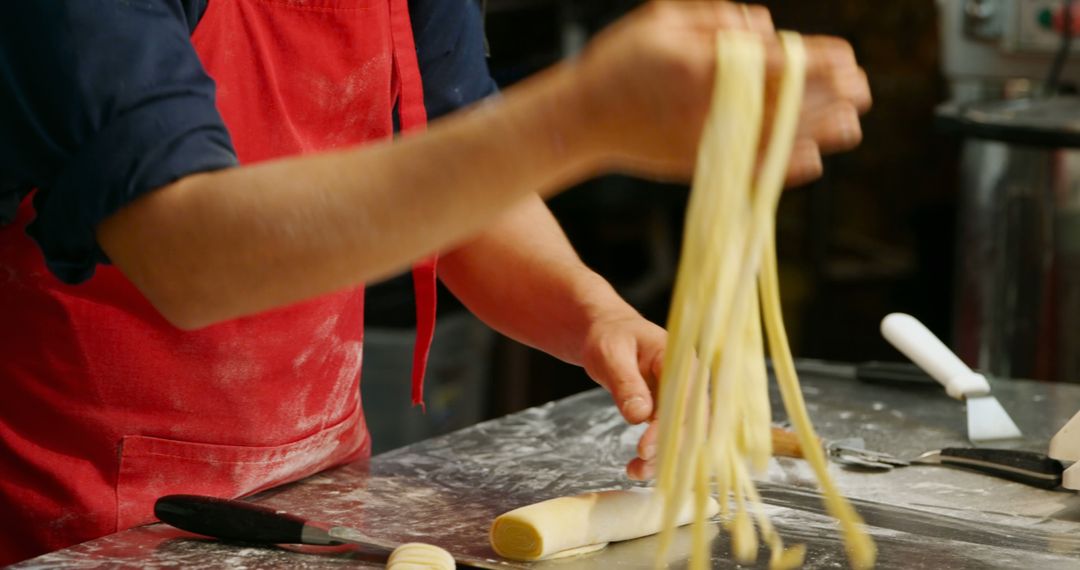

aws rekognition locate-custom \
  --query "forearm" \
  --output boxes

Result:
[438,195,639,364]
[96,3,870,331]
[97,64,601,329]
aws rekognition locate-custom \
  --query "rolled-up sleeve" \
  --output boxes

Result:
[0,0,236,284]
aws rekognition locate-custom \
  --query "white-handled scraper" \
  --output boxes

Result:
[880,313,1022,445]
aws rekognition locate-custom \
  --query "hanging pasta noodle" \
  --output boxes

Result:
[652,30,876,570]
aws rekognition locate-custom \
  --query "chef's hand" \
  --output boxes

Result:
[569,1,871,186]
[579,310,667,480]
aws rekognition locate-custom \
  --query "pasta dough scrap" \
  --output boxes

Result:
[490,487,720,561]
[387,542,455,570]
[652,30,876,570]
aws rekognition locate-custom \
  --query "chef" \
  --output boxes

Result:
[0,0,869,564]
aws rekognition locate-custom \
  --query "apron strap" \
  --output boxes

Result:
[410,257,437,411]
[389,0,435,410]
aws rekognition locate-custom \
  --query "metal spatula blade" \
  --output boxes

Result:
[967,395,1023,444]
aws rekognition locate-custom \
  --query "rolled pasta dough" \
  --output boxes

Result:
[490,487,720,561]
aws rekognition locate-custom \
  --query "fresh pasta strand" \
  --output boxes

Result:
[652,30,876,570]
[653,28,764,553]
[654,28,767,568]
[760,241,877,568]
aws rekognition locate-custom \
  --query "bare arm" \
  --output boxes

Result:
[97,3,867,330]
[439,194,637,365]
[98,64,598,330]
[439,195,667,425]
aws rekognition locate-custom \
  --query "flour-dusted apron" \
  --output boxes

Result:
[0,0,434,563]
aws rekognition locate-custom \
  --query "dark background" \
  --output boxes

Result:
[359,1,966,453]
[477,0,960,415]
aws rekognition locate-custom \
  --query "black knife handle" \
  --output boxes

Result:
[938,448,1064,489]
[155,494,309,544]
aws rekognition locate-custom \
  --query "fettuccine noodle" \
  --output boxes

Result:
[652,30,876,570]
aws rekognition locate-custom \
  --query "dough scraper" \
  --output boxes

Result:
[881,313,1022,445]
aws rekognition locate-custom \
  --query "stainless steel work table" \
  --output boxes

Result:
[14,369,1080,569]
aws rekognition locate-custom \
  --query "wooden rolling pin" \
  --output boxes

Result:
[771,425,812,458]
[770,426,908,468]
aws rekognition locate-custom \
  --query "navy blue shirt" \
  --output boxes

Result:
[0,0,497,284]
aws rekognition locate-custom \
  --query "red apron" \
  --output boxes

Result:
[0,0,435,563]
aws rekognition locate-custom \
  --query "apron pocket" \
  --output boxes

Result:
[115,404,368,530]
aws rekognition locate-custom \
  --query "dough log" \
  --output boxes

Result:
[490,487,720,561]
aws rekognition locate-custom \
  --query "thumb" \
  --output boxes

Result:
[584,335,654,425]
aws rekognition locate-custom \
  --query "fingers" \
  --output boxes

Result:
[584,335,655,425]
[801,36,857,84]
[784,138,823,187]
[647,1,775,35]
[767,35,868,116]
[846,68,872,114]
[777,35,867,186]
[627,456,657,481]
[647,347,664,394]
[697,2,775,34]
[627,421,659,480]
[637,420,659,460]
[807,101,862,153]
[802,36,871,114]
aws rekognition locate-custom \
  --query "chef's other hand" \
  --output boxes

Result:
[579,311,666,479]
[569,1,871,186]
[626,420,660,481]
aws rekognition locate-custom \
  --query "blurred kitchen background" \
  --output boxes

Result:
[362,0,1080,453]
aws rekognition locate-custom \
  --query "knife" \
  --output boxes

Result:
[154,495,500,569]
[785,358,938,387]
[913,448,1066,489]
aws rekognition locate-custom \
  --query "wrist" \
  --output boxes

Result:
[539,61,617,181]
[570,272,643,361]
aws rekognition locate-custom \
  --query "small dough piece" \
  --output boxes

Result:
[490,487,720,561]
[387,542,455,570]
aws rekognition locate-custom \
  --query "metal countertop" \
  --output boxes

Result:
[13,369,1080,569]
